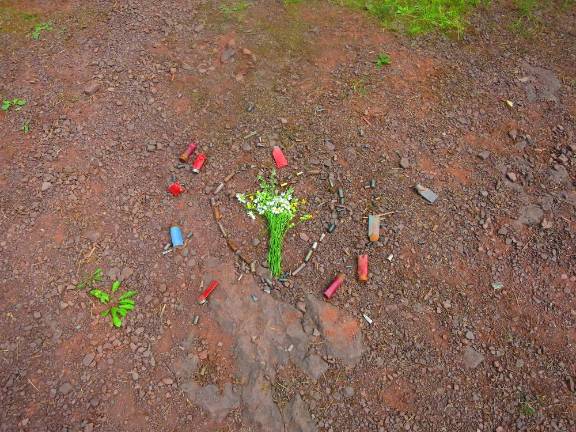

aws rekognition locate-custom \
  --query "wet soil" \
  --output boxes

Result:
[1,0,575,431]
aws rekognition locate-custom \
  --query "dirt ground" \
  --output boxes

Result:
[1,0,575,431]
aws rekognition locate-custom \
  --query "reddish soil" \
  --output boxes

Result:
[1,0,575,431]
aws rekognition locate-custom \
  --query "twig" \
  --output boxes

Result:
[28,379,39,392]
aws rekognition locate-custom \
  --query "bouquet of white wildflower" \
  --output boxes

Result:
[237,171,311,278]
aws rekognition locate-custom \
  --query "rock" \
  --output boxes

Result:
[305,294,365,366]
[463,347,484,369]
[221,48,236,62]
[41,181,52,191]
[33,311,41,319]
[181,381,240,421]
[296,301,306,313]
[83,81,101,95]
[283,394,317,432]
[508,129,518,140]
[120,267,134,281]
[344,386,354,397]
[549,164,569,183]
[241,372,283,430]
[324,138,335,152]
[84,423,94,432]
[477,151,490,160]
[521,62,561,103]
[146,143,156,152]
[302,354,329,380]
[518,204,544,226]
[59,382,73,395]
[173,355,199,379]
[399,157,410,169]
[561,190,576,207]
[465,331,475,340]
[82,352,95,367]
[506,172,517,182]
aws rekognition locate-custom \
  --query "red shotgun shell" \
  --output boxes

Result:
[167,182,185,197]
[324,273,345,299]
[179,142,197,162]
[198,280,219,304]
[192,153,207,173]
[272,146,288,169]
[358,254,368,282]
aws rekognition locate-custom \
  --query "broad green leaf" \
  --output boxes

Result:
[1,101,10,111]
[110,307,122,328]
[101,309,110,317]
[119,290,137,300]
[14,99,26,106]
[117,307,128,317]
[93,268,103,282]
[111,280,121,292]
[89,289,110,304]
[118,302,134,311]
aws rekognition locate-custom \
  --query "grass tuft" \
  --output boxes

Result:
[337,0,487,35]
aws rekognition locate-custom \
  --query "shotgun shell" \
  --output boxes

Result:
[319,233,326,242]
[327,222,336,233]
[198,280,219,304]
[358,254,368,282]
[324,273,345,299]
[213,205,222,221]
[311,241,318,251]
[179,142,197,162]
[292,263,306,276]
[224,171,236,182]
[304,249,314,263]
[272,146,288,169]
[368,214,380,242]
[170,226,184,248]
[227,238,240,253]
[370,179,376,189]
[337,188,344,199]
[214,182,224,194]
[167,182,185,197]
[191,153,207,173]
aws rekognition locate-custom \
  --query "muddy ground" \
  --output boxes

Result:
[1,0,575,431]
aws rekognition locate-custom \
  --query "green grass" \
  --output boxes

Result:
[0,6,38,34]
[219,0,250,15]
[375,52,391,67]
[31,21,52,40]
[337,0,487,35]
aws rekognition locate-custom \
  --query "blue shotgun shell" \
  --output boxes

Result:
[170,226,184,248]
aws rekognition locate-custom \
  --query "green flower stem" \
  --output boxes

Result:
[266,211,292,277]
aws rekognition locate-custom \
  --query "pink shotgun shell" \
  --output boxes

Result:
[323,273,345,299]
[272,146,288,169]
[198,280,219,304]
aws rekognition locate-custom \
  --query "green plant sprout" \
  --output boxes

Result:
[31,22,52,40]
[375,53,391,68]
[76,267,103,290]
[1,98,27,112]
[237,171,311,277]
[22,119,31,133]
[90,280,137,328]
